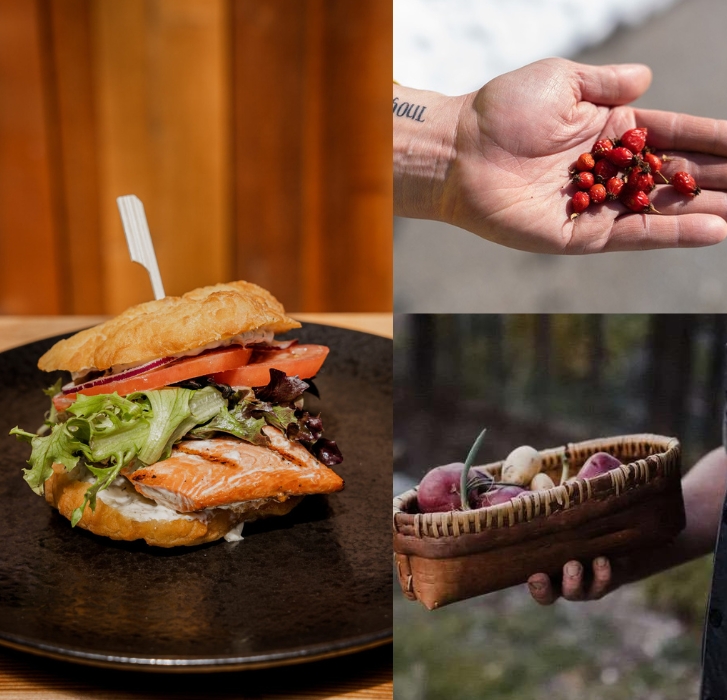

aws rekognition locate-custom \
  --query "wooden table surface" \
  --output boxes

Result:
[0,314,393,700]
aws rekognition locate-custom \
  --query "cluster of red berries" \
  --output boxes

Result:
[569,127,701,219]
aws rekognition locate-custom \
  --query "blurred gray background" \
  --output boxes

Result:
[394,0,727,312]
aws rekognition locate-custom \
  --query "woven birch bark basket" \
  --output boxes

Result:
[393,434,685,610]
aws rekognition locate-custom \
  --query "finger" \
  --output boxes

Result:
[604,212,727,251]
[634,108,727,158]
[527,573,558,606]
[561,561,585,600]
[575,63,652,107]
[650,187,727,217]
[588,557,612,599]
[655,152,727,191]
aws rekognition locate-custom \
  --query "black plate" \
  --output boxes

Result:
[0,324,392,671]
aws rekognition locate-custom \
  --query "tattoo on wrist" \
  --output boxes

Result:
[393,97,426,122]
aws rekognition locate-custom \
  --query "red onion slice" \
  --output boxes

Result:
[62,356,177,395]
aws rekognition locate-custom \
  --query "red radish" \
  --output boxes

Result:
[571,191,590,218]
[572,171,595,190]
[592,139,613,159]
[578,452,622,479]
[671,171,701,196]
[476,485,526,508]
[605,177,624,200]
[620,127,647,154]
[575,153,595,171]
[417,463,470,512]
[417,463,492,513]
[593,159,619,182]
[589,183,606,204]
[606,147,635,169]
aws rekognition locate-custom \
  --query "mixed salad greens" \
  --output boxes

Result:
[10,370,342,526]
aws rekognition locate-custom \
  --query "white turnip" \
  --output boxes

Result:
[530,473,555,491]
[578,452,622,479]
[501,445,542,486]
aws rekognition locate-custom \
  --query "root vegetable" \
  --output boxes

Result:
[501,445,542,486]
[578,452,622,480]
[530,473,555,491]
[417,462,493,513]
[476,485,526,508]
[417,463,468,513]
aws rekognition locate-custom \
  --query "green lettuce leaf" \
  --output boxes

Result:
[189,404,267,444]
[35,378,64,435]
[10,424,90,495]
[10,386,230,525]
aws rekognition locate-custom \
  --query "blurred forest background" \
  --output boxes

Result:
[0,0,391,316]
[394,314,725,700]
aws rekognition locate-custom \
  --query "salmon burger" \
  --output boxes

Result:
[10,281,344,547]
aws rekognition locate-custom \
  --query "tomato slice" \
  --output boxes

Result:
[211,344,329,388]
[56,346,254,410]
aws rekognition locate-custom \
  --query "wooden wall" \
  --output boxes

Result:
[0,0,392,315]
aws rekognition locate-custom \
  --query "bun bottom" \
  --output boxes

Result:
[44,471,302,547]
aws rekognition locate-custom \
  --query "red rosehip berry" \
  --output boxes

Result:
[589,183,607,204]
[572,171,595,190]
[605,177,624,200]
[626,168,655,193]
[606,147,635,169]
[571,191,590,218]
[575,153,595,171]
[593,159,619,182]
[643,152,662,173]
[671,171,701,196]
[621,189,659,214]
[620,127,648,154]
[592,139,614,159]
[643,152,669,184]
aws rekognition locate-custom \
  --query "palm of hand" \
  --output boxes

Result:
[441,59,727,253]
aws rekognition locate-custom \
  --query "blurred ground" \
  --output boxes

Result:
[394,571,707,700]
[394,0,727,313]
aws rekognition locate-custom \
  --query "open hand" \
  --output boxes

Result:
[438,58,727,253]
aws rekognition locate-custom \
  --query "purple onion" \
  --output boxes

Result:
[62,356,177,394]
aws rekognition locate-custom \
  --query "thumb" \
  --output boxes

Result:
[575,62,652,106]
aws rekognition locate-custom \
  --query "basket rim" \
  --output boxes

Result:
[393,433,680,537]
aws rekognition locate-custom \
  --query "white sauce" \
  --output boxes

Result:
[91,475,206,523]
[223,522,245,542]
[78,471,267,540]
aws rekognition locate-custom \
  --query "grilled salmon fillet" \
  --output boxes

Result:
[123,427,344,512]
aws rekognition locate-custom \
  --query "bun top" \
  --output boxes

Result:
[38,280,301,373]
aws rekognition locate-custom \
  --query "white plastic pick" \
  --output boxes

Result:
[116,194,166,300]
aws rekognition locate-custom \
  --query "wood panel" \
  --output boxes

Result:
[46,0,103,313]
[0,0,62,314]
[232,0,392,312]
[232,0,308,308]
[91,0,231,314]
[320,1,392,311]
[0,0,392,315]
